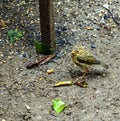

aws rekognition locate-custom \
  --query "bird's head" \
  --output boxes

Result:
[71,48,79,58]
[71,46,85,58]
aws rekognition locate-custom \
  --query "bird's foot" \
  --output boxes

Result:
[79,69,89,79]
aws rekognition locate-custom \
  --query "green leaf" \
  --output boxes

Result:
[8,30,15,37]
[16,30,23,38]
[52,98,66,114]
[34,42,55,55]
[10,37,15,43]
[49,48,55,54]
[8,29,23,43]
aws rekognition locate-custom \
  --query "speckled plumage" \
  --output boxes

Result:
[71,46,108,77]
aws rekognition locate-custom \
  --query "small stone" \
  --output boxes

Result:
[0,54,3,57]
[96,28,100,31]
[107,19,112,23]
[98,13,103,17]
[86,26,94,30]
[16,68,19,70]
[14,52,19,55]
[47,69,54,74]
[56,54,61,58]
[19,68,23,71]
[95,90,101,95]
[92,34,97,37]
[2,119,6,121]
[104,14,111,20]
[23,113,31,120]
[8,56,12,59]
[25,104,31,110]
[103,4,109,9]
[18,54,23,59]
[91,44,96,49]
[100,10,105,13]
[23,52,29,58]
[2,60,6,63]
[102,73,106,77]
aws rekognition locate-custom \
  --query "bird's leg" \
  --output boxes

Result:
[80,68,89,79]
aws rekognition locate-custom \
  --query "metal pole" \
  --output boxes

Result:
[39,0,56,50]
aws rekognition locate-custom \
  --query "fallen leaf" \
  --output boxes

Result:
[8,29,24,43]
[34,42,55,55]
[52,98,66,114]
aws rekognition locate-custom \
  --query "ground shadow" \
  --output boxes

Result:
[69,69,109,79]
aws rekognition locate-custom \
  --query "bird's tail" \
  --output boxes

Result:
[96,60,108,69]
[99,62,108,69]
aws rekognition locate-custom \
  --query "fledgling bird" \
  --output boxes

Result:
[71,46,108,78]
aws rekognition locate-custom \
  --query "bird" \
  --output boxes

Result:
[71,46,108,78]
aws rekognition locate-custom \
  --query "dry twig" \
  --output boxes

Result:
[26,54,55,69]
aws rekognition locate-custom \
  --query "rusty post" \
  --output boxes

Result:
[39,0,56,50]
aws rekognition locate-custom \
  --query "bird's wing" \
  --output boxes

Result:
[77,55,100,64]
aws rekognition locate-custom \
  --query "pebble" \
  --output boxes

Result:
[18,54,23,59]
[56,53,61,58]
[96,28,100,31]
[0,53,4,57]
[2,119,6,121]
[91,44,96,49]
[47,69,54,74]
[8,56,12,59]
[95,90,101,95]
[25,104,31,110]
[18,52,29,59]
[0,40,5,45]
[22,52,29,58]
[103,4,109,9]
[104,14,111,20]
[2,60,6,63]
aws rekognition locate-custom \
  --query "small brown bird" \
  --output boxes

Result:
[71,46,108,78]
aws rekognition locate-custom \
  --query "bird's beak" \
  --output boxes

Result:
[71,51,75,56]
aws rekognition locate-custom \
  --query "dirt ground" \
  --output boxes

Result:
[0,0,120,121]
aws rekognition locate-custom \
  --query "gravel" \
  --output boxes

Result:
[0,0,120,121]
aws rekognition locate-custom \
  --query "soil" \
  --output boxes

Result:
[0,0,120,121]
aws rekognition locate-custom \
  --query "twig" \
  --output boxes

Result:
[98,4,120,26]
[86,18,111,30]
[26,54,55,69]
